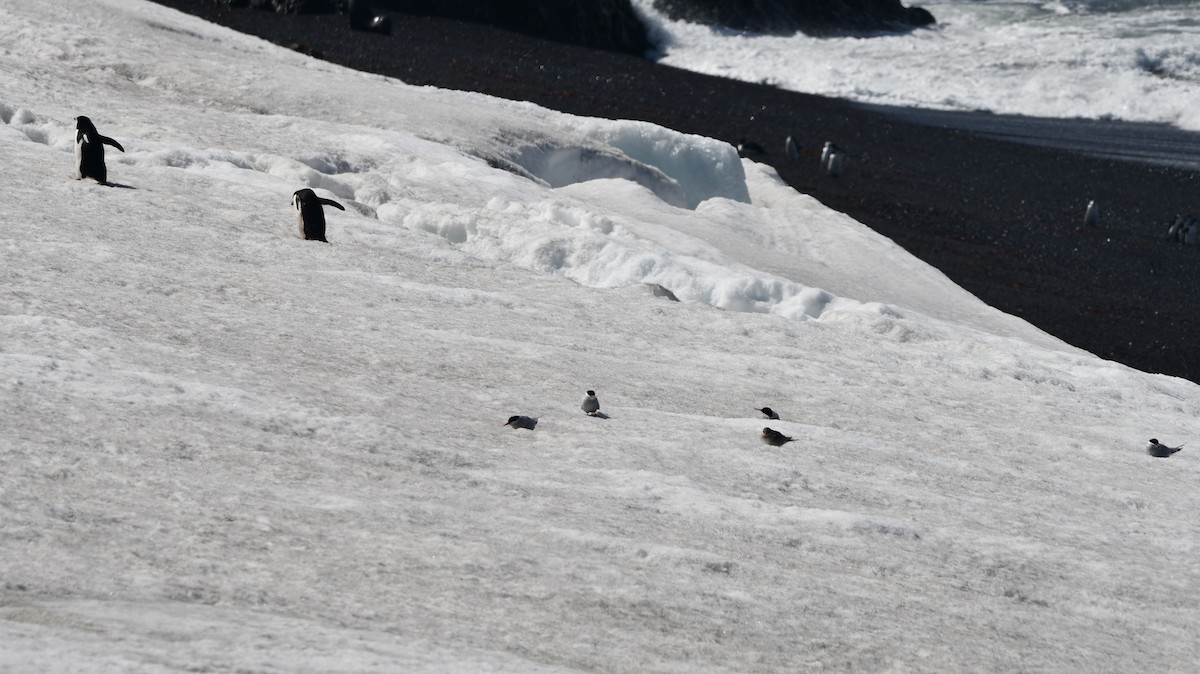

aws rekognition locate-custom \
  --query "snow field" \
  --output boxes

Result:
[1,1,1198,671]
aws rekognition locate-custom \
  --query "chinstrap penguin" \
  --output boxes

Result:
[292,188,345,242]
[74,116,124,185]
[1146,438,1183,458]
[504,415,538,430]
[756,407,780,420]
[761,427,794,446]
[581,390,600,416]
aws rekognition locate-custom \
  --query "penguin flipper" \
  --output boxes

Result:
[101,136,124,152]
[319,198,345,211]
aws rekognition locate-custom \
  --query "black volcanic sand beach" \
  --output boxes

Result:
[152,1,1200,382]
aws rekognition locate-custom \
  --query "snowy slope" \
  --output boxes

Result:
[1,1,1198,672]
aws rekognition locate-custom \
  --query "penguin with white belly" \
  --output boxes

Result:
[292,188,345,243]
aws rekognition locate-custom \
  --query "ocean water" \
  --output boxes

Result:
[634,0,1200,133]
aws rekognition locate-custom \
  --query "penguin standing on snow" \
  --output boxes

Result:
[75,116,124,185]
[581,390,600,416]
[292,188,345,243]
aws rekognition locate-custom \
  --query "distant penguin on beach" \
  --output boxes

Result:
[821,141,845,177]
[785,135,801,162]
[761,427,794,446]
[1146,438,1183,458]
[1084,200,1100,228]
[292,188,345,243]
[504,415,538,430]
[348,0,392,34]
[756,407,780,420]
[581,390,600,416]
[1167,214,1186,241]
[820,141,837,167]
[74,116,124,185]
[737,139,766,158]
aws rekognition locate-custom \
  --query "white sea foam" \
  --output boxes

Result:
[634,0,1200,132]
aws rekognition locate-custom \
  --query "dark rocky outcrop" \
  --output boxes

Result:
[652,0,935,35]
[371,0,652,55]
[205,0,651,54]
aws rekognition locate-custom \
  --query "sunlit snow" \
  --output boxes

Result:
[1,1,1198,671]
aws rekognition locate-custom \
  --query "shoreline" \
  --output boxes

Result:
[146,1,1200,383]
[865,103,1200,172]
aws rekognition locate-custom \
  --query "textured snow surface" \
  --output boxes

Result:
[1,1,1198,672]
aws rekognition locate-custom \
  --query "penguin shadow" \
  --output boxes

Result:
[73,176,136,190]
[588,411,611,420]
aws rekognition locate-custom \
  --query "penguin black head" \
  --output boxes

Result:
[1149,438,1159,445]
[75,116,96,134]
[292,188,345,211]
[587,390,595,396]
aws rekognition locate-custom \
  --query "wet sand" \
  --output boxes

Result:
[150,1,1200,382]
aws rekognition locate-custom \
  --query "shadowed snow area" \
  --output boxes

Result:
[2,1,1199,672]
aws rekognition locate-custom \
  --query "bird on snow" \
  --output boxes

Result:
[756,406,780,420]
[581,390,600,416]
[74,115,125,185]
[1146,438,1183,458]
[504,415,538,430]
[292,188,344,243]
[761,427,794,446]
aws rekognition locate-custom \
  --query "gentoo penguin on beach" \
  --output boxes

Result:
[292,188,345,242]
[504,415,538,430]
[581,390,600,416]
[761,427,794,447]
[756,407,780,420]
[74,116,124,185]
[1146,438,1183,458]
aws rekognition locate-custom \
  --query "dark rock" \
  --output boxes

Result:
[244,0,341,13]
[652,0,935,35]
[370,0,651,55]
